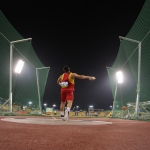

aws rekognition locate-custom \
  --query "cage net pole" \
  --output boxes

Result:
[9,43,13,112]
[36,67,50,114]
[9,38,32,113]
[136,42,141,119]
[112,82,118,117]
[36,68,41,114]
[106,66,118,117]
[119,36,141,119]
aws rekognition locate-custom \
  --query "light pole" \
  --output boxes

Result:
[119,36,141,119]
[89,105,94,115]
[29,101,32,106]
[44,103,47,113]
[76,106,79,111]
[9,38,32,113]
[53,104,56,110]
[112,71,123,117]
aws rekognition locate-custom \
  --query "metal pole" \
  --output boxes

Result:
[106,66,117,71]
[112,82,117,117]
[9,43,13,113]
[36,67,50,114]
[36,68,42,114]
[119,36,140,43]
[119,36,141,119]
[36,67,50,70]
[106,66,117,117]
[9,38,32,113]
[135,42,141,118]
[11,38,32,44]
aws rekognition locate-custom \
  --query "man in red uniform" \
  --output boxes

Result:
[57,65,96,121]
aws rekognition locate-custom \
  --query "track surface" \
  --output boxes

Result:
[0,116,149,150]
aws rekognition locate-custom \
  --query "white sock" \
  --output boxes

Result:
[67,107,70,112]
[61,111,64,116]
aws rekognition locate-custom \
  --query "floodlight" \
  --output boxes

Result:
[15,60,24,74]
[116,71,123,83]
[29,101,32,105]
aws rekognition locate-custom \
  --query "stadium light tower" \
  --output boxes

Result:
[53,104,56,111]
[9,38,32,113]
[112,71,123,117]
[43,103,47,113]
[44,103,47,107]
[119,36,141,119]
[76,106,79,111]
[28,101,32,107]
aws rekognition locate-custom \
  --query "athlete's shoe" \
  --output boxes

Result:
[62,109,69,121]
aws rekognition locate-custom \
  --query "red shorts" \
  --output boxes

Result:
[61,89,74,102]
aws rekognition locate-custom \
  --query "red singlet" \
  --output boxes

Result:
[60,72,74,102]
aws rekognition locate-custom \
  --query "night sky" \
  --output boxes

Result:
[0,0,146,110]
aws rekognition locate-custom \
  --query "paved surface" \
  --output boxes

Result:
[0,116,149,150]
[1,117,112,125]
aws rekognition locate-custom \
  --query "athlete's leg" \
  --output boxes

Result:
[66,90,74,111]
[66,100,73,111]
[60,102,65,112]
[63,90,74,120]
[60,90,67,117]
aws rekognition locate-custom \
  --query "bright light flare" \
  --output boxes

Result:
[15,60,24,74]
[116,71,123,83]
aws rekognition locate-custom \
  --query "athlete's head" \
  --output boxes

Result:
[63,65,70,72]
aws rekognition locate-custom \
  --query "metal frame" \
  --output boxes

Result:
[127,101,150,120]
[119,36,141,119]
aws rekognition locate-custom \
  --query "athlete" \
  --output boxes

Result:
[57,65,96,121]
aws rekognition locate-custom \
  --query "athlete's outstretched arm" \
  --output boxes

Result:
[57,75,62,86]
[71,73,96,80]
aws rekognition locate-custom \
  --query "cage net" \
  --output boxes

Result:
[107,0,150,119]
[0,11,50,114]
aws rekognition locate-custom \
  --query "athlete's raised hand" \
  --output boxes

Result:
[89,76,96,81]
